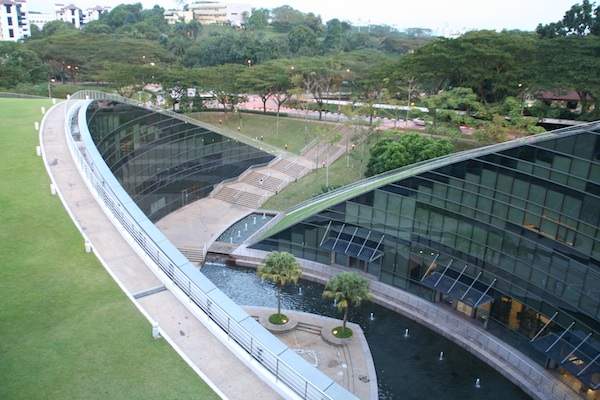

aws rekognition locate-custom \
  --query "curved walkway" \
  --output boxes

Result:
[40,102,280,400]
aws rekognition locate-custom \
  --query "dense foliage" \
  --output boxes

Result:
[365,133,454,176]
[1,1,598,125]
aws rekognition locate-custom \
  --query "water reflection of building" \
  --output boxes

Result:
[252,123,600,395]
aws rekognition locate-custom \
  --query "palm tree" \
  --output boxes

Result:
[323,272,371,336]
[257,252,302,322]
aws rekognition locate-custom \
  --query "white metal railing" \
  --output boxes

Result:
[62,95,354,400]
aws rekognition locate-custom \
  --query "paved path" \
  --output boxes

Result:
[41,102,280,400]
[245,306,378,400]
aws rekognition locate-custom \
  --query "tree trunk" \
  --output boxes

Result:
[277,286,282,316]
[343,306,348,330]
[262,97,267,113]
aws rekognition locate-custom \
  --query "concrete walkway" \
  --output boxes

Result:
[245,306,378,400]
[40,102,280,400]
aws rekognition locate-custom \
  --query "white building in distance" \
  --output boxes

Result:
[165,2,251,26]
[0,0,30,41]
[55,3,84,28]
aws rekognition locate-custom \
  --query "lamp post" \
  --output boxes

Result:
[518,83,525,116]
[47,78,56,99]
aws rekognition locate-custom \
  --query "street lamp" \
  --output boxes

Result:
[48,78,56,99]
[518,83,525,116]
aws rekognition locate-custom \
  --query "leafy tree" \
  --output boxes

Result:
[257,252,302,319]
[322,272,370,335]
[271,5,322,33]
[101,3,143,28]
[423,87,484,127]
[533,36,600,116]
[365,133,454,176]
[246,8,270,30]
[323,19,346,51]
[537,0,599,37]
[83,20,112,34]
[0,43,47,88]
[238,60,294,113]
[198,63,247,111]
[406,31,536,102]
[182,31,284,67]
[292,57,338,120]
[40,20,75,37]
[288,25,318,55]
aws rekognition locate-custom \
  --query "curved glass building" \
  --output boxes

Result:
[85,100,275,221]
[252,123,600,390]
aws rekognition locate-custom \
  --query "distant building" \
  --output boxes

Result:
[164,9,194,25]
[28,10,55,29]
[83,5,111,24]
[187,1,228,25]
[0,0,30,41]
[164,1,251,26]
[55,3,84,29]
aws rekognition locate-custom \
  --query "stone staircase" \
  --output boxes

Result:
[213,186,265,209]
[178,246,206,265]
[241,171,286,193]
[271,159,310,179]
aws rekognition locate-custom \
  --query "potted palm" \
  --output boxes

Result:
[257,252,302,325]
[323,272,371,339]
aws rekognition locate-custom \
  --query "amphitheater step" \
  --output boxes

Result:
[213,186,265,208]
[179,247,206,265]
[272,159,310,179]
[242,171,286,193]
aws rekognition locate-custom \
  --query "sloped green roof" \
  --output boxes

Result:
[256,122,599,241]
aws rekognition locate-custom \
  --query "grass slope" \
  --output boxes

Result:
[0,99,219,400]
[190,111,340,154]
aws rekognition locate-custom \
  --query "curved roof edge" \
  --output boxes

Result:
[71,97,358,400]
[256,121,600,241]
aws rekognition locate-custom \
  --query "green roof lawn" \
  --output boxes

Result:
[0,98,220,400]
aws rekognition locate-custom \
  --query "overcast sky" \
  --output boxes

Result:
[30,0,577,35]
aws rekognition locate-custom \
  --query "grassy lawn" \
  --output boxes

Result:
[263,141,369,211]
[190,111,341,154]
[0,99,219,400]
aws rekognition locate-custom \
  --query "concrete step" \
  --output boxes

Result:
[242,172,286,193]
[179,246,205,265]
[213,186,264,209]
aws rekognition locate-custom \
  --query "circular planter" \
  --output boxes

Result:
[321,322,354,346]
[259,314,298,333]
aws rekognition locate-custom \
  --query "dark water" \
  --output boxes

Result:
[202,263,531,400]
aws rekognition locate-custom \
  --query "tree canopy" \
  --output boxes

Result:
[365,133,454,177]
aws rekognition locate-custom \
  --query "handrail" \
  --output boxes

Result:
[62,94,356,400]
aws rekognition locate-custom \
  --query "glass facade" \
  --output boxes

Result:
[86,100,274,221]
[253,125,600,389]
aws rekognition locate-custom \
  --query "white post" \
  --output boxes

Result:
[152,323,161,339]
[34,121,39,130]
[50,183,57,195]
[36,146,41,157]
[41,106,46,115]
[67,94,71,100]
[84,240,92,253]
[52,99,57,105]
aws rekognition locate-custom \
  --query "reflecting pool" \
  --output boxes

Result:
[202,263,531,400]
[216,212,274,244]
